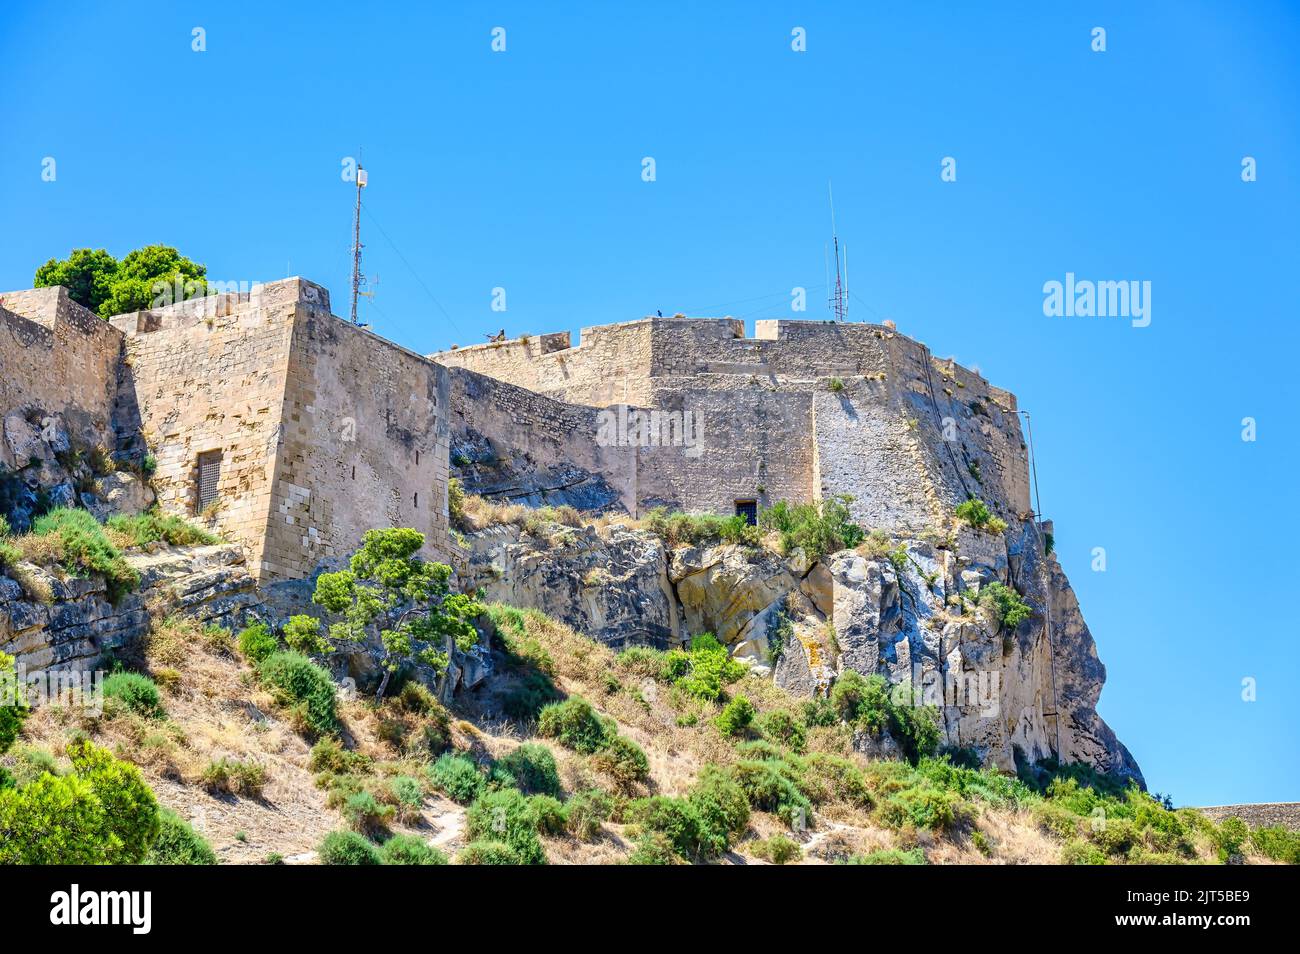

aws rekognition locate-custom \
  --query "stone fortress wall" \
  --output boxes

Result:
[0,287,122,472]
[432,316,1032,537]
[2,277,1033,586]
[0,277,454,589]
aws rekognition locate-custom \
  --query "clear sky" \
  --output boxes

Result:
[2,1,1296,806]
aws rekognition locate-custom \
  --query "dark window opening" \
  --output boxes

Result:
[415,450,420,465]
[197,451,222,513]
[413,492,419,509]
[734,499,758,526]
[351,465,356,480]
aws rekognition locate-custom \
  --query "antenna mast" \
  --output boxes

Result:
[349,153,369,325]
[828,181,848,321]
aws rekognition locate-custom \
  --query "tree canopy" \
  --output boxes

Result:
[294,528,484,701]
[33,244,206,318]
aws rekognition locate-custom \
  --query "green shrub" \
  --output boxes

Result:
[282,614,332,655]
[467,788,546,864]
[751,834,802,864]
[643,508,760,549]
[106,511,216,547]
[730,759,811,828]
[457,840,521,865]
[497,743,561,797]
[878,785,968,832]
[237,622,278,663]
[565,789,614,841]
[844,847,926,865]
[979,581,1032,631]
[201,757,267,798]
[389,775,424,810]
[257,651,339,736]
[626,831,681,865]
[1061,839,1108,865]
[954,498,1008,534]
[318,830,382,865]
[0,739,160,865]
[800,696,838,728]
[715,695,756,737]
[628,796,702,859]
[537,696,611,753]
[757,709,807,751]
[147,807,217,864]
[800,753,873,808]
[343,790,394,834]
[30,508,139,603]
[591,734,650,788]
[426,753,486,804]
[379,833,447,865]
[759,495,864,559]
[528,794,568,835]
[0,654,27,761]
[1249,825,1300,864]
[103,672,163,718]
[308,737,372,776]
[1214,816,1249,862]
[668,634,746,703]
[829,671,940,763]
[688,766,750,857]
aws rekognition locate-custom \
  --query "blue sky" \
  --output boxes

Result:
[2,1,1296,806]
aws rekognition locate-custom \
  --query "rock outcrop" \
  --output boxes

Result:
[460,513,1143,787]
[0,543,260,673]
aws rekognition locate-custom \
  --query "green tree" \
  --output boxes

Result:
[99,244,206,317]
[33,247,118,315]
[33,244,207,318]
[304,528,484,701]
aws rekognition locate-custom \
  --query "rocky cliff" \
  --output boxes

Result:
[0,543,260,674]
[461,512,1143,787]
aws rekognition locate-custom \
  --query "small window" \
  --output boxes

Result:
[734,499,758,526]
[413,492,419,509]
[197,451,222,512]
[415,450,420,466]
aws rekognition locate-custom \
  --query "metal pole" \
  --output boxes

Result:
[350,158,364,325]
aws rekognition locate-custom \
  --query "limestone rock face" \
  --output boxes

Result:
[670,544,797,647]
[463,521,680,649]
[0,543,260,674]
[83,471,156,521]
[450,513,1140,785]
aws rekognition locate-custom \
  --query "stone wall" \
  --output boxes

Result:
[0,287,121,471]
[437,317,1032,532]
[111,284,297,576]
[111,277,455,585]
[265,297,453,580]
[447,367,635,512]
[432,319,657,406]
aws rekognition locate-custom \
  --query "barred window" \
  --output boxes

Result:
[197,451,222,512]
[734,499,758,526]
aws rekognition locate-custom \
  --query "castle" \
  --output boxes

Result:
[0,275,1143,781]
[2,275,1034,586]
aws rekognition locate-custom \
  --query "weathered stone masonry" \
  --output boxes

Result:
[1,277,454,589]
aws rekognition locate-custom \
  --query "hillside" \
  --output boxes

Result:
[4,508,1295,866]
